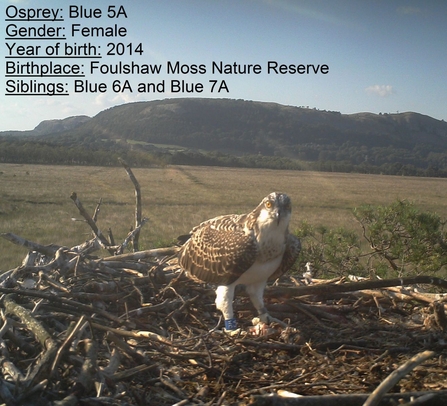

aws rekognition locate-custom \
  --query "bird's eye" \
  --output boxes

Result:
[265,201,272,209]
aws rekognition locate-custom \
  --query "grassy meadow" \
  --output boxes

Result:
[1,163,447,272]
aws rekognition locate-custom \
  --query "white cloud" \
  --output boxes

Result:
[93,92,146,111]
[365,84,394,97]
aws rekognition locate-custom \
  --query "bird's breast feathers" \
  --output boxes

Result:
[254,213,289,263]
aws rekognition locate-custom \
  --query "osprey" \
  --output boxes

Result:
[178,192,301,330]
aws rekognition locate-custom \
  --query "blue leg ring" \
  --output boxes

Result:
[224,318,238,330]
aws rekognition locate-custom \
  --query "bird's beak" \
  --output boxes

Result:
[274,209,281,225]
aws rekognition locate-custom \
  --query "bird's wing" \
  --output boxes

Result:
[268,233,301,281]
[179,214,258,285]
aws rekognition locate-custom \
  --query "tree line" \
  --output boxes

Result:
[1,137,447,177]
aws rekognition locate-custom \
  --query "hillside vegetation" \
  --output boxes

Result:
[1,98,447,176]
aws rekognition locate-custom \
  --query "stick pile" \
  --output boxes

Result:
[1,164,447,406]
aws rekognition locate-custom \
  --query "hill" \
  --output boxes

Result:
[43,98,447,152]
[1,98,447,176]
[33,115,91,135]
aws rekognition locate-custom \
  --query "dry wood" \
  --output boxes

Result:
[92,197,102,223]
[74,338,98,396]
[1,232,62,256]
[119,157,143,251]
[3,294,54,349]
[50,315,87,377]
[70,192,114,254]
[115,216,149,255]
[265,276,447,298]
[2,239,446,405]
[1,164,447,404]
[0,379,15,406]
[248,390,447,406]
[363,350,435,406]
[3,294,58,388]
[0,286,130,326]
[101,246,179,262]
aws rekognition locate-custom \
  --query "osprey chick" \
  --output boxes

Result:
[178,192,301,330]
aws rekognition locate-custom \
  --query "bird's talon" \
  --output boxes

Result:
[253,313,289,328]
[222,328,244,337]
[254,312,274,325]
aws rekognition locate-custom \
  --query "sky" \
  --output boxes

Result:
[1,0,446,131]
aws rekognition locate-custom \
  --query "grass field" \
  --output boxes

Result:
[1,163,447,271]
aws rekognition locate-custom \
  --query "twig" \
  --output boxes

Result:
[105,332,148,364]
[70,192,114,255]
[3,294,54,349]
[52,394,78,406]
[1,232,62,256]
[119,158,143,251]
[108,363,159,382]
[92,198,102,223]
[115,217,149,255]
[3,295,58,388]
[16,379,49,404]
[90,322,173,345]
[0,287,129,326]
[50,315,88,377]
[265,276,447,299]
[99,347,121,376]
[363,350,436,406]
[1,357,25,382]
[100,246,179,262]
[0,378,15,406]
[159,373,187,398]
[249,391,447,406]
[72,339,98,396]
[38,271,70,293]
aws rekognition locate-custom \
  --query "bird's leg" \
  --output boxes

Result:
[246,281,288,327]
[245,281,268,317]
[215,285,237,330]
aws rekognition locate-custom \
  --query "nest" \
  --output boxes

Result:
[1,162,447,406]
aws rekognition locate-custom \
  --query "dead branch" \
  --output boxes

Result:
[119,157,143,251]
[3,294,58,388]
[50,315,87,377]
[0,287,130,326]
[70,192,114,254]
[71,237,102,255]
[90,322,172,345]
[363,350,436,406]
[265,276,447,299]
[3,294,54,350]
[72,339,98,397]
[100,246,179,262]
[0,379,15,406]
[248,390,447,406]
[92,198,102,223]
[115,216,149,255]
[1,232,62,256]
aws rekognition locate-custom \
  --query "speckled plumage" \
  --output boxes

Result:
[178,192,301,328]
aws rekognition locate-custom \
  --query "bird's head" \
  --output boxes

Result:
[256,192,292,227]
